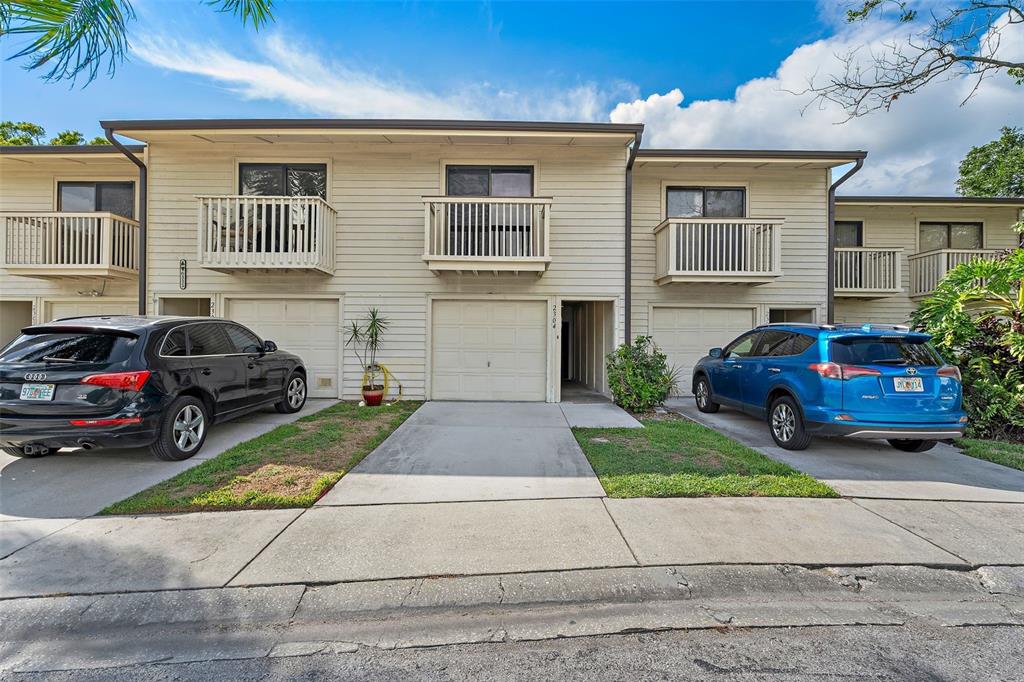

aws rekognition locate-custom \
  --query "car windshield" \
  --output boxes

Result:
[0,333,137,364]
[830,336,941,366]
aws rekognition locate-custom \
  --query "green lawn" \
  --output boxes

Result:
[102,400,421,515]
[574,416,837,498]
[959,439,1024,472]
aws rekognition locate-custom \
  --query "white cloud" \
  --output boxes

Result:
[611,13,1024,194]
[132,33,630,122]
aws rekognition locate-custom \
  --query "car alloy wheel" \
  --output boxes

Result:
[287,376,307,409]
[173,404,206,453]
[695,380,709,408]
[771,403,796,443]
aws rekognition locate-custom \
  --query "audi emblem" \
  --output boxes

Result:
[24,372,48,381]
[906,367,918,376]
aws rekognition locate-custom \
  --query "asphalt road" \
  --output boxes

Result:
[7,623,1021,681]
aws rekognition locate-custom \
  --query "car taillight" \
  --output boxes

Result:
[81,371,151,392]
[808,363,881,380]
[70,417,143,427]
[937,365,962,382]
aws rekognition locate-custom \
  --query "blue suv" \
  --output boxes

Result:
[691,323,967,452]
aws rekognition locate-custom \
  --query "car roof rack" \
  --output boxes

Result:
[832,323,911,331]
[761,322,833,330]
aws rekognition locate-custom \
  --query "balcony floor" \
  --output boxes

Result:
[3,265,138,280]
[424,256,551,275]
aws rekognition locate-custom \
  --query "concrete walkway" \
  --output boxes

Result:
[668,398,1024,503]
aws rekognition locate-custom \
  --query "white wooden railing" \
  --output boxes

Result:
[908,248,1000,297]
[654,218,783,284]
[422,196,553,273]
[834,247,903,295]
[196,196,336,274]
[1,212,139,275]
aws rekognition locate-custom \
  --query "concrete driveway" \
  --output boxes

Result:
[318,402,612,505]
[669,399,1024,502]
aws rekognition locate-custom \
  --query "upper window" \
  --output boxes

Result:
[723,331,759,359]
[835,220,863,248]
[239,163,327,199]
[666,187,745,219]
[58,181,135,219]
[186,323,234,356]
[446,166,533,197]
[224,324,263,355]
[919,222,982,252]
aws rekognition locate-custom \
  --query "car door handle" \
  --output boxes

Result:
[768,368,781,373]
[200,368,212,376]
[247,363,256,369]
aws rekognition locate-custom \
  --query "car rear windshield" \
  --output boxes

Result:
[830,336,941,366]
[0,333,137,365]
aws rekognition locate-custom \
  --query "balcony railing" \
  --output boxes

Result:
[1,212,139,279]
[422,196,552,274]
[834,247,903,298]
[654,218,783,285]
[197,196,336,274]
[908,248,1001,297]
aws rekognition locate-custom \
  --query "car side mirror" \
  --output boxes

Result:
[262,340,278,353]
[709,347,723,359]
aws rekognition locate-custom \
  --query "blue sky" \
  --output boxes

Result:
[1,1,1022,193]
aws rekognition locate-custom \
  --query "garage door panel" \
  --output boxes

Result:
[431,300,547,401]
[651,306,756,386]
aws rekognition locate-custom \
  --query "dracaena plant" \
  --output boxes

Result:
[344,308,389,390]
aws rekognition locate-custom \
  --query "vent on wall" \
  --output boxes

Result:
[317,376,333,388]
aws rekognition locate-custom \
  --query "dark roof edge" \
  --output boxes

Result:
[99,118,644,134]
[638,149,868,160]
[837,195,1024,205]
[0,144,145,155]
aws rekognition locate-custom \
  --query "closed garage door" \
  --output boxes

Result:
[225,298,340,398]
[46,299,136,321]
[432,300,547,401]
[650,306,756,382]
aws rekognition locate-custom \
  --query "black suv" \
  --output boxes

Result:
[0,316,308,461]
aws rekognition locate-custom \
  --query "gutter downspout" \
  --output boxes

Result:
[625,128,643,343]
[104,127,147,316]
[827,157,864,324]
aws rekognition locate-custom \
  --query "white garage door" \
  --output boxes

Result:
[46,299,136,321]
[650,306,757,381]
[225,298,340,398]
[432,300,547,401]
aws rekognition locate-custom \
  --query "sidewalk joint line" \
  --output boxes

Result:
[224,508,309,587]
[849,499,972,565]
[600,498,640,566]
[315,495,605,508]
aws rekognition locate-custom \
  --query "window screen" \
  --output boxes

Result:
[919,222,982,251]
[835,221,863,248]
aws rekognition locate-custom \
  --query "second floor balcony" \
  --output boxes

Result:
[196,195,336,274]
[422,196,553,274]
[833,247,903,298]
[1,212,139,279]
[654,217,784,285]
[909,248,1002,298]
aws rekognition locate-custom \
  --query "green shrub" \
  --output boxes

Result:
[606,336,676,413]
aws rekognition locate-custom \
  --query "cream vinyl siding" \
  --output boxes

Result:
[631,165,830,337]
[834,204,1022,325]
[650,306,757,387]
[144,140,627,401]
[0,155,139,318]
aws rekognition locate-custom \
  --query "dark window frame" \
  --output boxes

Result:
[57,180,136,219]
[238,163,328,198]
[918,221,984,252]
[835,220,864,248]
[445,165,535,197]
[665,186,747,219]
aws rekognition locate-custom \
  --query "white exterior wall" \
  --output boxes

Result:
[145,140,628,400]
[834,203,1022,325]
[0,155,139,323]
[630,164,831,337]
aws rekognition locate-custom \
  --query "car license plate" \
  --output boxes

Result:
[894,377,924,393]
[20,383,56,401]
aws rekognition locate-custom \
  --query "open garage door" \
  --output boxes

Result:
[650,306,757,383]
[225,298,340,398]
[431,300,547,401]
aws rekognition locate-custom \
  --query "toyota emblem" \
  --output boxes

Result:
[24,372,47,381]
[906,367,918,376]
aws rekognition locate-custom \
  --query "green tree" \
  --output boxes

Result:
[48,128,84,145]
[0,120,46,145]
[0,0,274,84]
[957,126,1024,198]
[88,135,109,144]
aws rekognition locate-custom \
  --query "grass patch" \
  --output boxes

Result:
[102,401,421,514]
[959,439,1024,472]
[574,415,837,498]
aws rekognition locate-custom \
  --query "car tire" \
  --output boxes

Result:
[2,445,49,458]
[769,396,813,450]
[887,439,937,453]
[275,372,308,414]
[694,375,720,413]
[150,396,208,461]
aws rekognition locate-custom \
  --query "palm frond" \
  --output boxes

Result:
[206,0,272,29]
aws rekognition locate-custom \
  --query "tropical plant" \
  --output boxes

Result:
[0,0,274,84]
[605,336,675,413]
[0,120,45,145]
[957,126,1024,199]
[344,308,389,391]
